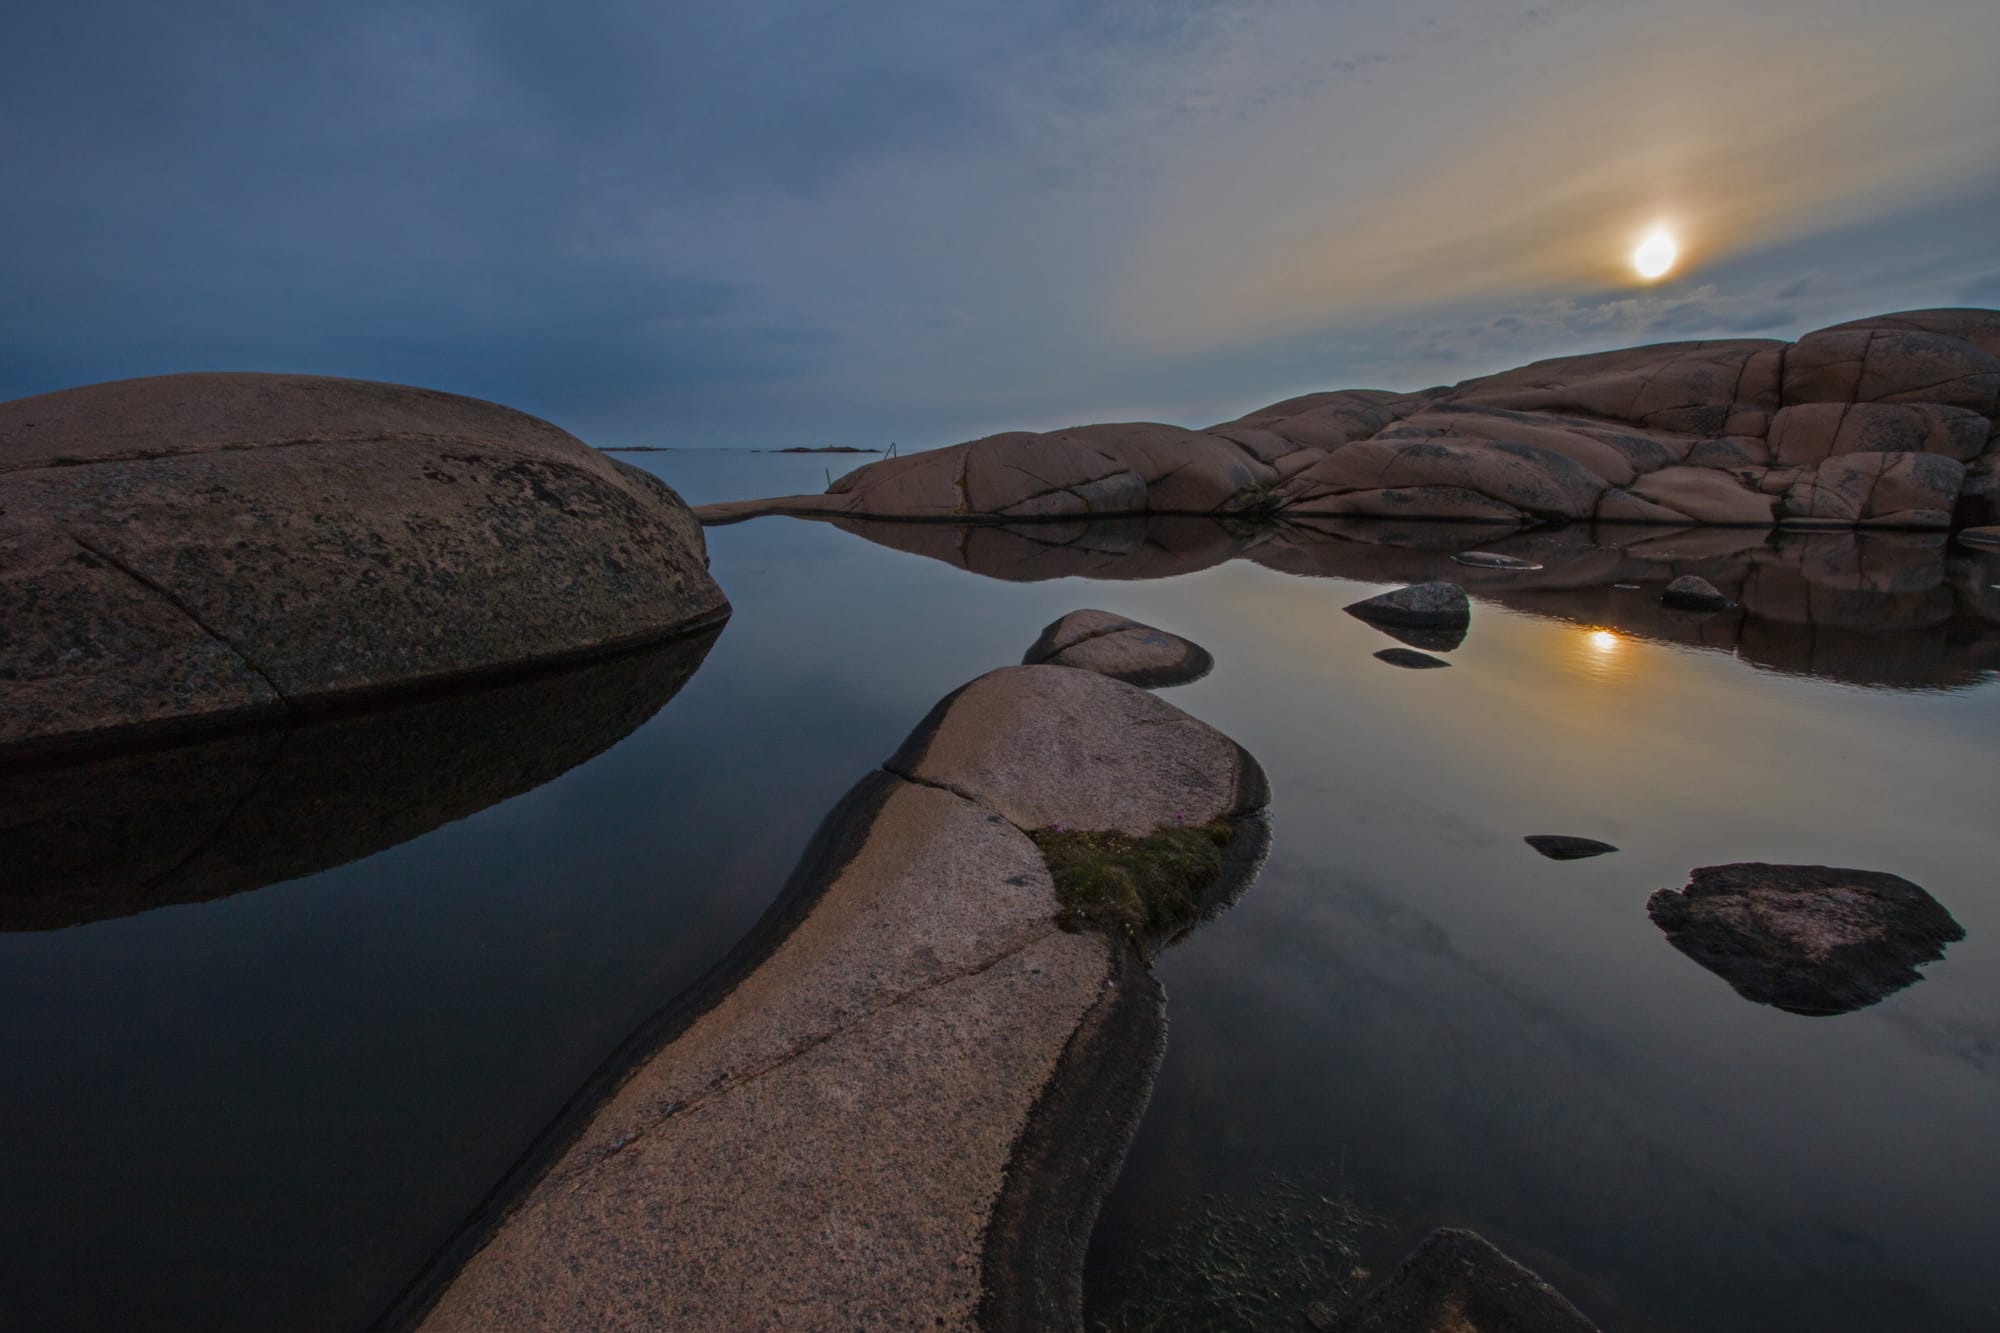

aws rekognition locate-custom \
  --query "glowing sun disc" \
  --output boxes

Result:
[1633,230,1677,280]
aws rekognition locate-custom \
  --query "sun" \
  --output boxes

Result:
[1632,229,1677,280]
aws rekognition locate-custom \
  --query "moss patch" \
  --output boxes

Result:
[1030,821,1234,954]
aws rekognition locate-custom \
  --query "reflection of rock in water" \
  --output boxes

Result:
[1648,863,1965,1017]
[819,515,2000,690]
[0,628,720,932]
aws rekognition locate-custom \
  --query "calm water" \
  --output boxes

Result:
[2,448,1994,1330]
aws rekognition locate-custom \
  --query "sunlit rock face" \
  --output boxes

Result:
[697,308,2000,532]
[0,373,729,756]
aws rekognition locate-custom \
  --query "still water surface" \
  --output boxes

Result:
[2,449,1994,1331]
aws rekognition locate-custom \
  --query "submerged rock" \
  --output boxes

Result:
[1331,1228,1599,1332]
[1345,581,1472,628]
[0,373,727,757]
[1524,835,1618,861]
[1375,648,1451,669]
[1647,863,1965,1015]
[1661,574,1734,611]
[1022,609,1214,687]
[1452,550,1546,571]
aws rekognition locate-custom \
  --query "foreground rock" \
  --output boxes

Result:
[1022,609,1213,686]
[694,308,2000,531]
[0,373,727,756]
[1647,863,1965,1015]
[403,664,1268,1332]
[0,629,717,932]
[1331,1229,1599,1333]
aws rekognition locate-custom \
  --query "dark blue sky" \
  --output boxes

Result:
[5,0,1997,446]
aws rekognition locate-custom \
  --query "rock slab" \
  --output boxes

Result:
[1524,835,1618,861]
[1647,862,1965,1015]
[1022,609,1214,687]
[0,373,728,756]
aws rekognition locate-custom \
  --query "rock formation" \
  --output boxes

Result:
[696,308,2000,532]
[1647,863,1965,1015]
[1022,609,1213,687]
[398,662,1269,1332]
[0,373,728,757]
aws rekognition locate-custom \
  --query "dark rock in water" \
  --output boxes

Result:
[1956,524,2000,548]
[1330,1228,1599,1332]
[1375,648,1451,669]
[1452,550,1545,571]
[1346,581,1471,627]
[0,373,728,758]
[1661,574,1734,611]
[1646,862,1965,1015]
[1525,835,1618,860]
[1022,609,1213,687]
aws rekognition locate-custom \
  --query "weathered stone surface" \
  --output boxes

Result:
[1647,863,1966,1015]
[0,629,718,931]
[697,309,1998,531]
[1345,580,1472,628]
[1662,574,1734,611]
[0,373,728,756]
[1022,609,1214,687]
[1780,451,1966,529]
[1375,647,1451,669]
[1524,835,1618,861]
[409,663,1270,1332]
[1331,1228,1600,1333]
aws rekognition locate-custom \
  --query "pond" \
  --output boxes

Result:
[2,448,1994,1331]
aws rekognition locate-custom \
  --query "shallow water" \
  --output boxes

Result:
[2,448,1995,1331]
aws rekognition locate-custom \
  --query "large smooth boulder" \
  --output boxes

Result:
[0,373,727,756]
[1647,863,1965,1015]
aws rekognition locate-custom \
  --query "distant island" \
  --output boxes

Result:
[773,445,881,454]
[598,445,883,454]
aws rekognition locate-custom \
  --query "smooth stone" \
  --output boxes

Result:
[1660,574,1735,611]
[1524,835,1619,860]
[1021,609,1214,688]
[0,373,728,757]
[1452,550,1545,570]
[1374,648,1451,669]
[1344,580,1471,627]
[1646,863,1965,1016]
[1329,1228,1599,1332]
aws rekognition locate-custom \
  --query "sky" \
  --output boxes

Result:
[3,0,1997,448]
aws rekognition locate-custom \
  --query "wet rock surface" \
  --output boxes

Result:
[696,308,2000,531]
[1331,1228,1600,1333]
[1345,581,1472,628]
[1022,609,1214,687]
[1647,863,1966,1015]
[1524,836,1618,861]
[0,373,728,756]
[407,662,1269,1332]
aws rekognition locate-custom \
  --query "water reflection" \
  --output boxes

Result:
[0,629,720,932]
[824,516,2000,691]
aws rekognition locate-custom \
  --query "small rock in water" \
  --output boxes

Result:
[1613,582,1641,590]
[1954,525,2000,548]
[1344,581,1471,628]
[1022,609,1214,688]
[1660,574,1734,611]
[1451,550,1544,571]
[1525,835,1618,860]
[1647,862,1965,1016]
[1374,648,1451,669]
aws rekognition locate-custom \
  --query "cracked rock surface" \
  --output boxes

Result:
[0,372,728,756]
[407,664,1268,1332]
[695,308,2000,533]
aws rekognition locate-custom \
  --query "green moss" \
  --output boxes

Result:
[1030,821,1234,954]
